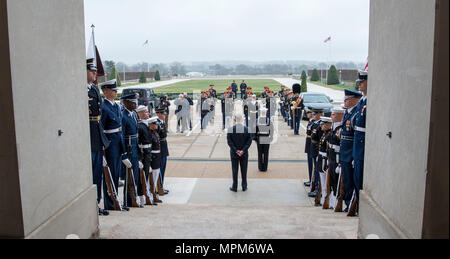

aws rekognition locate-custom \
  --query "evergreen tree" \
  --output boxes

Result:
[327,65,340,85]
[109,66,117,80]
[301,70,308,92]
[154,70,161,81]
[139,72,147,83]
[116,72,121,86]
[311,69,320,81]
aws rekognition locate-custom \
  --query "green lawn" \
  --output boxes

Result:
[307,80,358,91]
[153,79,282,94]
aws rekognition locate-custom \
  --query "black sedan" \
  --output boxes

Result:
[300,93,334,119]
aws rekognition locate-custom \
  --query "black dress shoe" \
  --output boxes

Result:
[163,189,169,194]
[151,202,158,206]
[122,206,130,211]
[308,191,318,197]
[155,200,163,203]
[229,187,237,192]
[344,207,349,213]
[99,208,109,216]
[242,187,248,192]
[304,182,311,187]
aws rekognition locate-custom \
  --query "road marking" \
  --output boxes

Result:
[186,122,201,137]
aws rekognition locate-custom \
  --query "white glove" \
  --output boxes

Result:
[139,161,144,169]
[103,157,107,167]
[335,166,341,175]
[122,159,132,169]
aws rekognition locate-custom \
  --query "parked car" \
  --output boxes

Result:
[122,88,160,113]
[300,92,334,119]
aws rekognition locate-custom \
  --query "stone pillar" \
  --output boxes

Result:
[359,0,449,239]
[0,0,98,239]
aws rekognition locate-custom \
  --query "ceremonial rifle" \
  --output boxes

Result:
[103,152,122,211]
[125,144,140,208]
[334,167,345,212]
[347,191,358,216]
[139,167,152,205]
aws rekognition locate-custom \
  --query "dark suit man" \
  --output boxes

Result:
[227,114,253,192]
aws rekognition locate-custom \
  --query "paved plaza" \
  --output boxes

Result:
[99,93,359,239]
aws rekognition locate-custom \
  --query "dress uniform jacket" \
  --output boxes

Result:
[305,119,314,153]
[353,97,367,161]
[340,107,358,163]
[310,121,323,158]
[150,130,162,170]
[157,119,169,157]
[318,129,331,173]
[137,121,152,167]
[88,84,110,151]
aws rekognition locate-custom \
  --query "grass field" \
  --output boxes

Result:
[307,80,358,91]
[152,79,282,94]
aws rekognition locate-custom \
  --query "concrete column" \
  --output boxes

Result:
[0,0,98,239]
[359,0,448,239]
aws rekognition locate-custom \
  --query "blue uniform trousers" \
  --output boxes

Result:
[313,156,320,190]
[294,115,300,135]
[354,159,364,207]
[124,148,140,207]
[104,133,122,210]
[91,151,104,204]
[307,151,313,183]
[341,161,355,207]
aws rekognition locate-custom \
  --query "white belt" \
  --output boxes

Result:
[151,150,160,154]
[319,152,327,157]
[250,111,258,113]
[332,145,340,152]
[139,144,151,149]
[104,127,122,134]
[355,126,366,132]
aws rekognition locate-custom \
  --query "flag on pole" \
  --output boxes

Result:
[363,58,369,72]
[143,40,149,46]
[324,36,332,43]
[87,25,105,77]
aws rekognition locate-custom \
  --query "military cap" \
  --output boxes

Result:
[99,79,118,91]
[320,117,332,123]
[311,108,324,114]
[148,117,160,125]
[332,107,345,114]
[136,105,148,113]
[120,94,137,101]
[86,58,97,71]
[292,83,301,94]
[344,89,363,100]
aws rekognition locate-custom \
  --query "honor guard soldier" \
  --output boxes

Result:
[156,106,170,195]
[327,107,345,211]
[288,92,295,129]
[349,70,369,216]
[209,84,217,100]
[221,91,229,130]
[317,117,332,207]
[254,108,274,172]
[303,110,314,187]
[87,58,111,216]
[284,90,292,124]
[231,81,238,99]
[199,91,210,130]
[308,109,324,198]
[136,105,158,206]
[121,94,143,208]
[148,117,163,203]
[266,90,276,119]
[278,85,287,120]
[340,89,363,212]
[240,80,248,99]
[100,79,132,211]
[291,84,304,135]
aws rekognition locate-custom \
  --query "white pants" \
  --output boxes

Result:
[319,172,327,205]
[152,168,161,195]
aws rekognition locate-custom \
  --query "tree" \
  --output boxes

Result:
[311,69,320,81]
[104,60,115,73]
[139,72,147,83]
[154,70,161,81]
[109,66,117,80]
[301,70,308,92]
[327,65,340,85]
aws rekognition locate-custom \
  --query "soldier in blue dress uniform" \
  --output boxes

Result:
[121,94,143,208]
[100,79,132,211]
[349,70,368,216]
[156,106,170,195]
[339,89,363,212]
[308,109,324,197]
[87,58,111,216]
[303,110,314,187]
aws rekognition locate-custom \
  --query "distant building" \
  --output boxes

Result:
[186,72,204,77]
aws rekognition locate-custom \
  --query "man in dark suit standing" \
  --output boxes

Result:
[227,114,253,192]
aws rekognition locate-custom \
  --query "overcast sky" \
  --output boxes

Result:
[84,0,370,64]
